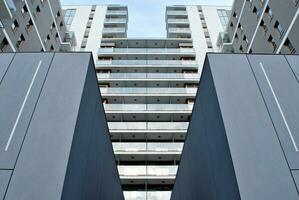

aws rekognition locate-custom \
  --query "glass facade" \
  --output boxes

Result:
[217,9,230,30]
[64,9,76,30]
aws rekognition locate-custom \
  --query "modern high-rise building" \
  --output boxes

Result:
[0,0,76,52]
[63,4,230,200]
[218,0,299,54]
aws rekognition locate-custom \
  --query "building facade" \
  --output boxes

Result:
[0,0,75,52]
[218,0,299,54]
[62,4,230,200]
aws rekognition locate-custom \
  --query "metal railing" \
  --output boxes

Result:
[98,48,195,54]
[100,87,197,95]
[104,104,194,111]
[97,73,200,79]
[118,165,178,176]
[97,60,197,66]
[168,28,191,33]
[123,191,172,200]
[166,10,188,15]
[102,27,126,33]
[108,122,189,130]
[105,18,127,23]
[113,142,184,152]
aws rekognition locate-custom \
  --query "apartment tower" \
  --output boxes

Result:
[0,0,75,52]
[218,0,299,54]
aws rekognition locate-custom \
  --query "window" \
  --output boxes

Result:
[265,6,273,19]
[21,5,28,16]
[55,33,59,41]
[26,19,33,32]
[253,6,260,17]
[284,38,296,53]
[40,0,47,5]
[11,20,19,32]
[0,38,9,51]
[59,21,64,28]
[238,23,244,32]
[243,35,249,45]
[50,45,54,51]
[50,22,55,33]
[16,34,25,48]
[260,20,267,31]
[268,35,277,50]
[274,21,284,36]
[239,45,244,52]
[36,6,41,13]
[56,11,61,18]
[217,9,230,29]
[63,9,76,30]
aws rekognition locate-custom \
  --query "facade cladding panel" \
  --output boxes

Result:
[171,53,299,200]
[0,52,123,200]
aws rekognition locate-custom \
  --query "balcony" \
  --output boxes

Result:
[106,10,128,15]
[97,60,197,67]
[113,142,184,152]
[168,28,191,34]
[104,104,193,112]
[97,73,200,80]
[118,165,178,177]
[166,10,188,16]
[98,48,195,55]
[102,27,126,33]
[216,32,234,53]
[124,191,171,200]
[108,122,189,131]
[100,87,197,96]
[167,18,189,24]
[104,18,127,23]
[0,0,16,18]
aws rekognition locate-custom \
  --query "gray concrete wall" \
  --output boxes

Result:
[0,52,123,200]
[171,53,299,200]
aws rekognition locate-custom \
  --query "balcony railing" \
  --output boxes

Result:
[104,18,127,23]
[97,73,200,79]
[118,165,178,176]
[106,10,127,15]
[108,122,189,131]
[124,191,171,200]
[168,28,191,33]
[102,27,126,33]
[100,87,197,95]
[166,10,188,15]
[167,18,189,23]
[98,48,195,54]
[113,142,184,152]
[104,104,193,111]
[97,60,197,66]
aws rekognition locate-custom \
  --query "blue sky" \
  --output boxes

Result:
[61,0,233,37]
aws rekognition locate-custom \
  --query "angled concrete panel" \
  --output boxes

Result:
[0,53,54,169]
[172,53,299,200]
[247,54,299,170]
[0,170,11,200]
[0,52,123,200]
[0,53,14,84]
